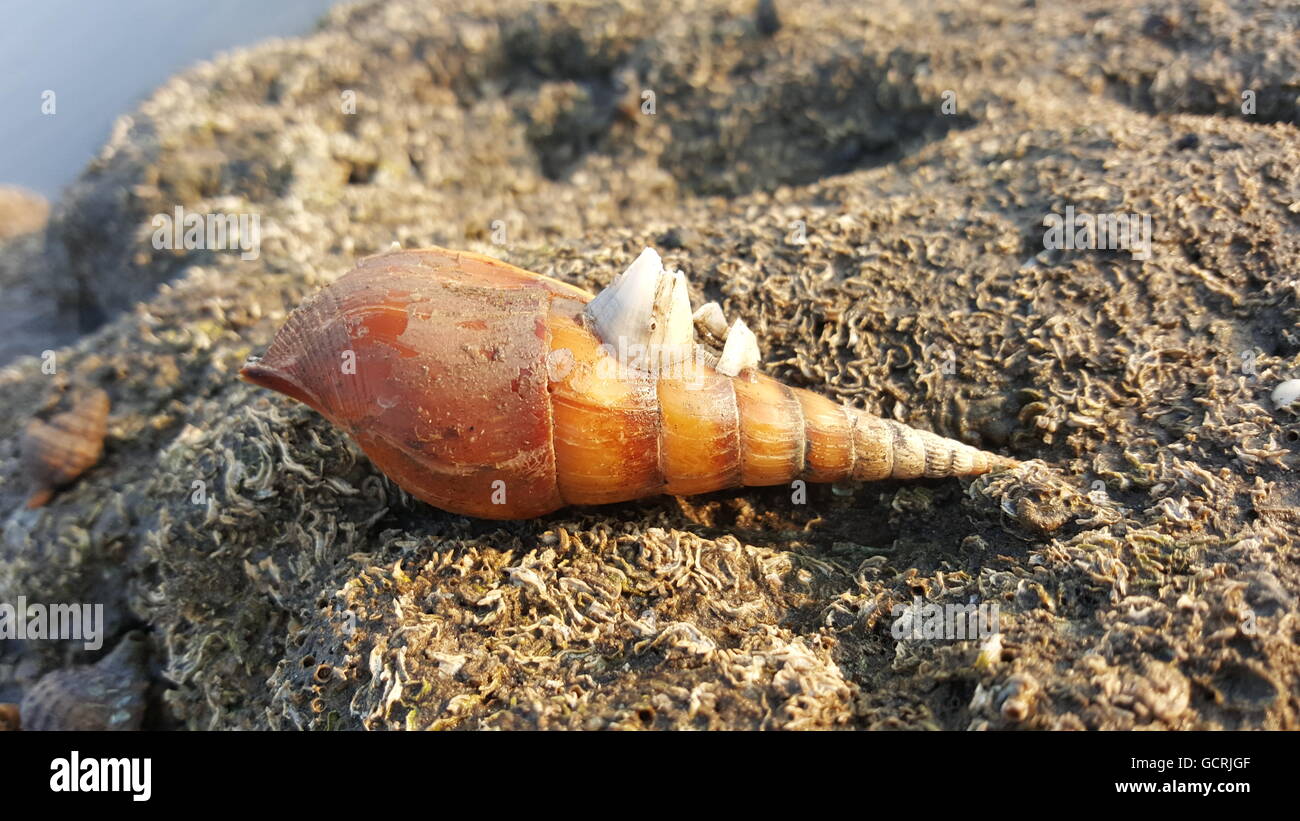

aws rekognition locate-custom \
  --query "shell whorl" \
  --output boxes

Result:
[548,347,1015,507]
[847,411,1011,480]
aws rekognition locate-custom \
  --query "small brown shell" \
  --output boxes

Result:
[21,388,110,508]
[0,703,20,731]
[19,631,149,731]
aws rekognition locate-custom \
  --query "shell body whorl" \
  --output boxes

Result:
[242,247,1015,519]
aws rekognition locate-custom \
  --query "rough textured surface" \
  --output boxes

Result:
[0,0,1297,730]
[0,187,59,367]
[0,186,49,241]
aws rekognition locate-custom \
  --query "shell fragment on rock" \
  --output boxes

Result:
[19,631,149,731]
[584,247,695,369]
[21,388,110,508]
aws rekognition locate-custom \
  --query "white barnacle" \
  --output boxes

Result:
[692,301,729,339]
[715,319,760,377]
[1271,379,1300,410]
[585,247,695,369]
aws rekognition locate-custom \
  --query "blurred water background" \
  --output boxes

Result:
[0,0,338,199]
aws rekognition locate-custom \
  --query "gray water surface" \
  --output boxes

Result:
[0,0,340,200]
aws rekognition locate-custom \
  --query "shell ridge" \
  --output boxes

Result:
[725,372,744,488]
[782,380,808,478]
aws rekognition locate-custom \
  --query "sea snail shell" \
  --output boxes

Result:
[19,631,149,732]
[21,388,110,509]
[241,247,1017,519]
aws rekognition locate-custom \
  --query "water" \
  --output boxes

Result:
[0,0,340,200]
[0,0,340,367]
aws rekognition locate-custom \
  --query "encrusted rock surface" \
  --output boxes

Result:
[0,0,1297,730]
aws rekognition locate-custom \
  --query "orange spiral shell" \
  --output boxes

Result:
[241,248,1015,519]
[22,388,110,509]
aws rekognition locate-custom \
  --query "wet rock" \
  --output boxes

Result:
[19,632,149,731]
